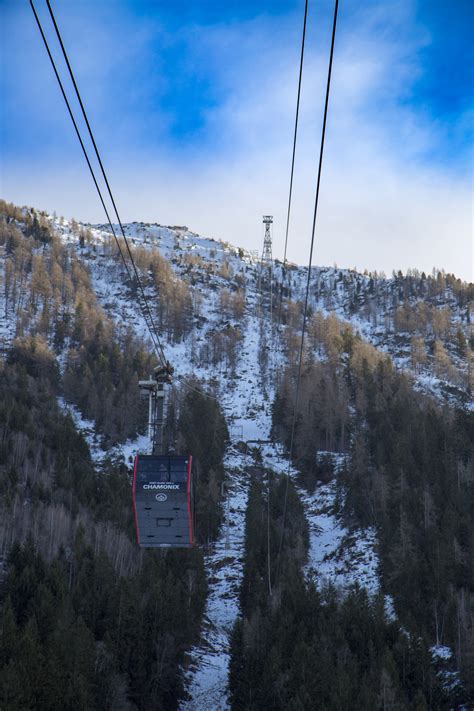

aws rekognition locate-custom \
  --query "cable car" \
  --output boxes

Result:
[132,454,194,547]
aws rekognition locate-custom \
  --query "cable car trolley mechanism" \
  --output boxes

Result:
[132,364,194,548]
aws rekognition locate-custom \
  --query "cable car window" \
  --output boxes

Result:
[157,463,169,482]
[138,458,160,482]
[141,460,157,472]
[169,461,188,483]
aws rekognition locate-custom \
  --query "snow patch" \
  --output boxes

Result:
[180,450,250,711]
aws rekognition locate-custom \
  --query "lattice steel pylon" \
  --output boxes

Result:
[257,216,274,325]
[262,215,273,264]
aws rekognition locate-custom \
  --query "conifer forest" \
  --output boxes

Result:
[0,199,472,709]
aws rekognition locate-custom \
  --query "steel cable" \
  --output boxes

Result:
[31,0,167,367]
[275,0,339,584]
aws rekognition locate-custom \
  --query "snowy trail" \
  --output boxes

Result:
[180,315,271,709]
[180,307,381,707]
[179,450,249,710]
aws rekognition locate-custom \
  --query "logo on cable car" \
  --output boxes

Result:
[143,483,180,490]
[156,493,167,502]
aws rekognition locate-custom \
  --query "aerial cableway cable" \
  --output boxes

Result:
[32,6,217,406]
[283,0,309,268]
[269,0,309,596]
[28,3,136,316]
[30,0,167,368]
[277,0,308,329]
[275,0,339,584]
[44,0,167,369]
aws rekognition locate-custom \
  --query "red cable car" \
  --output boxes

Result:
[132,454,194,547]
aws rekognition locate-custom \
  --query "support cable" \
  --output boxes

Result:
[29,3,134,302]
[283,0,308,266]
[31,0,167,367]
[264,0,309,592]
[278,0,308,326]
[275,0,339,583]
[45,0,167,368]
[267,469,273,596]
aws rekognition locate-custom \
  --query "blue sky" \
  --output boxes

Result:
[0,0,472,278]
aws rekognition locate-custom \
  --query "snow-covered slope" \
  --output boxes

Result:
[82,219,472,409]
[1,209,471,706]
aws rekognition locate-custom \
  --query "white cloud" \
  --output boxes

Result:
[2,0,472,280]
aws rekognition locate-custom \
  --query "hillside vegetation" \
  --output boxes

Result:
[0,200,472,708]
[0,203,228,709]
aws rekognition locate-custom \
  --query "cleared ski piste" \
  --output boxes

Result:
[180,316,273,710]
[179,450,249,711]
